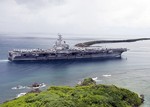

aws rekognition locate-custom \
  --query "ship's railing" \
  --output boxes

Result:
[12,48,57,54]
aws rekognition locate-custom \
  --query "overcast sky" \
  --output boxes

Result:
[0,0,150,37]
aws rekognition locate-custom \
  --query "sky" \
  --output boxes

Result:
[0,0,150,37]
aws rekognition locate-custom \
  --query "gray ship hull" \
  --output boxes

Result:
[8,52,123,61]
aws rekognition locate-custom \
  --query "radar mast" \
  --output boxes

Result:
[57,33,62,46]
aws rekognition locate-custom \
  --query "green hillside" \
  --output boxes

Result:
[0,78,142,107]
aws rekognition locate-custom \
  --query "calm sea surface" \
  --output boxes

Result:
[0,34,150,107]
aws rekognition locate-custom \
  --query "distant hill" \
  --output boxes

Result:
[75,38,150,47]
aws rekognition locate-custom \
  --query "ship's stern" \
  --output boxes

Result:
[8,51,14,61]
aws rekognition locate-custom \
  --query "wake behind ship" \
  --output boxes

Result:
[8,34,127,61]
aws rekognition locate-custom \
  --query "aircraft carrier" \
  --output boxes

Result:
[8,34,127,61]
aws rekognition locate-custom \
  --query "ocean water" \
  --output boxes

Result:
[0,34,150,107]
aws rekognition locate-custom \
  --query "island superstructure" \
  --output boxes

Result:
[8,34,127,61]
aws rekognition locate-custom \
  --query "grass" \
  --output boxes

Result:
[0,78,142,107]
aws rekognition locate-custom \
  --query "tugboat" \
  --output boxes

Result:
[8,34,127,61]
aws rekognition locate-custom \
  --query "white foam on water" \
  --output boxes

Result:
[40,83,46,88]
[12,83,46,90]
[16,93,26,98]
[0,59,9,63]
[92,77,102,82]
[11,85,26,90]
[26,83,47,89]
[92,77,98,81]
[103,74,111,77]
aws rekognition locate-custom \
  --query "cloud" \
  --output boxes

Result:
[15,0,65,10]
[0,0,150,37]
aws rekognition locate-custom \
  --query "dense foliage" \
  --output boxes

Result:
[0,78,142,107]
